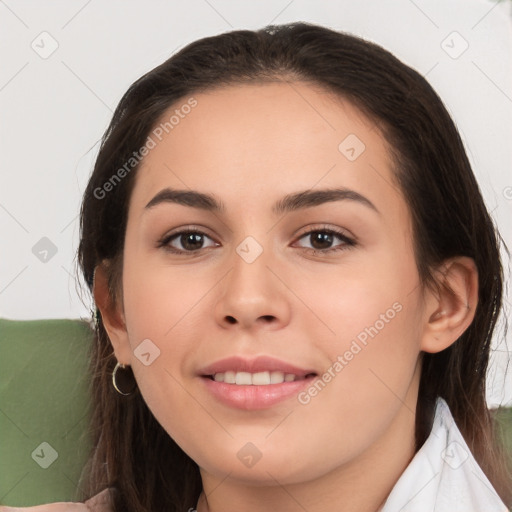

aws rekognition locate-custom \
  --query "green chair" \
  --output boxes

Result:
[0,318,93,506]
[0,317,511,507]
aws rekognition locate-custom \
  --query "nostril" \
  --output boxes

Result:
[225,316,237,324]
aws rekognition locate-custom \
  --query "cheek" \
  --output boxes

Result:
[295,240,422,357]
[299,245,423,418]
[121,245,212,347]
[280,292,423,481]
[119,253,208,454]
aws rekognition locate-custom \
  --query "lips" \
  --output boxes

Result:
[198,356,318,410]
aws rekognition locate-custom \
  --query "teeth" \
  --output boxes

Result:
[235,372,252,385]
[270,371,286,384]
[212,371,299,385]
[224,371,236,384]
[252,371,271,385]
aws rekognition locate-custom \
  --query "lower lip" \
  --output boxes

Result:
[201,375,316,410]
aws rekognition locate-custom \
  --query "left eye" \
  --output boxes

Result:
[158,227,355,255]
[294,229,355,253]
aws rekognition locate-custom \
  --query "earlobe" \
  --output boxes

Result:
[421,256,478,354]
[93,262,132,364]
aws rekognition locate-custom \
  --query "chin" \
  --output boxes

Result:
[197,448,327,487]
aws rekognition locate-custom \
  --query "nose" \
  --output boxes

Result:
[214,245,291,331]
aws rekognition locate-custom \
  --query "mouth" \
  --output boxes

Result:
[198,356,318,410]
[204,370,317,385]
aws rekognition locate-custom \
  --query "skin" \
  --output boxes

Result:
[95,82,478,512]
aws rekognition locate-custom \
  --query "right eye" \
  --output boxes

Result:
[158,228,219,254]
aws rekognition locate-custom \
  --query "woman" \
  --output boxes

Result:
[2,21,510,512]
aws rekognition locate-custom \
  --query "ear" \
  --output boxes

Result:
[93,262,132,364]
[420,256,478,353]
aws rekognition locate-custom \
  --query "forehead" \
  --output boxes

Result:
[130,82,405,219]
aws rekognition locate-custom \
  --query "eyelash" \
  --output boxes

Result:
[157,225,357,256]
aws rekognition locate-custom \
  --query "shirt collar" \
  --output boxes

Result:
[379,397,507,512]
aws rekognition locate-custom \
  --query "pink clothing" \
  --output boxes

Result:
[0,488,112,512]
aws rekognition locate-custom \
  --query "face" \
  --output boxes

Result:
[116,82,427,485]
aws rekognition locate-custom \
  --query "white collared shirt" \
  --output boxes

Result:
[380,397,508,511]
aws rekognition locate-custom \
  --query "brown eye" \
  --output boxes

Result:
[309,231,335,250]
[178,232,205,251]
[159,229,218,254]
[294,227,356,255]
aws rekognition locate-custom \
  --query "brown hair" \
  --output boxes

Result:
[76,21,512,511]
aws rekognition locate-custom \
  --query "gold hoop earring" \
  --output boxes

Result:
[112,362,137,396]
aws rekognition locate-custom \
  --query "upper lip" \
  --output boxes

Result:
[198,356,317,378]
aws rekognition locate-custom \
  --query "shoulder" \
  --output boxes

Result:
[0,488,114,512]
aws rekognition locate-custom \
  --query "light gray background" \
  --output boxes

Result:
[1,0,511,406]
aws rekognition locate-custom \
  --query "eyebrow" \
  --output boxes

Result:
[144,187,379,216]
